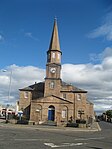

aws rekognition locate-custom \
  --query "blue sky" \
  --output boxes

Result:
[0,0,112,114]
[0,0,111,68]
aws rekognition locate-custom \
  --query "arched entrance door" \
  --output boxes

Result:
[48,105,55,121]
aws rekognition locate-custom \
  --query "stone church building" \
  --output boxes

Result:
[19,19,94,125]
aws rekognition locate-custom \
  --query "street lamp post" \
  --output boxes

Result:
[2,69,12,121]
[8,70,12,104]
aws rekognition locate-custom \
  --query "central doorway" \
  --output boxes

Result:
[48,105,55,121]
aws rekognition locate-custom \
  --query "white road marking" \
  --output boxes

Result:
[44,143,59,148]
[75,137,105,141]
[44,142,87,148]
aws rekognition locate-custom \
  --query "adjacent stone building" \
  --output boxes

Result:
[19,19,94,125]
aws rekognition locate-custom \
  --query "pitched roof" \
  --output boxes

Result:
[19,82,44,91]
[19,86,34,91]
[61,81,87,93]
[19,81,87,93]
[86,99,93,105]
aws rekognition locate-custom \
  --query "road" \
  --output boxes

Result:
[0,121,111,149]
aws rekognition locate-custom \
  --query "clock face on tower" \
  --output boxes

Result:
[50,67,56,73]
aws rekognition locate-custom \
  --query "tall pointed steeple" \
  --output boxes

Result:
[49,18,60,51]
[44,19,62,97]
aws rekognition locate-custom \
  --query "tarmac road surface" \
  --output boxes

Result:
[0,121,111,149]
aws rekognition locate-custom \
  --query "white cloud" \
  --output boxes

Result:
[88,12,112,41]
[25,32,38,41]
[62,47,112,113]
[0,47,112,113]
[93,98,112,114]
[88,24,112,40]
[0,34,4,42]
[0,65,45,105]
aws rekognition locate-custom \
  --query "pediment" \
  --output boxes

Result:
[32,95,73,104]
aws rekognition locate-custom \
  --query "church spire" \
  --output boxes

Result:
[49,18,60,51]
[44,19,62,97]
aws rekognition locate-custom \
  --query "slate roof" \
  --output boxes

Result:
[19,82,44,91]
[19,81,87,95]
[61,81,87,93]
[86,99,93,105]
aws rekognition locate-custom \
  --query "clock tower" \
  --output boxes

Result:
[44,19,62,97]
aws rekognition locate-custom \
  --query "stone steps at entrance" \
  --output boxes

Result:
[41,121,57,126]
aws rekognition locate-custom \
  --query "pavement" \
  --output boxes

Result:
[0,118,101,132]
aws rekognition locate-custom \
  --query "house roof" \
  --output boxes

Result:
[19,82,44,91]
[19,86,34,91]
[61,81,87,93]
[19,81,87,93]
[86,99,94,105]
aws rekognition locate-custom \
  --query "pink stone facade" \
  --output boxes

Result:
[19,19,94,126]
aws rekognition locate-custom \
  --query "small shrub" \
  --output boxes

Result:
[76,119,86,124]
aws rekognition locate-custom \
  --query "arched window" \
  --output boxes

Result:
[52,52,55,58]
[36,105,42,111]
[62,106,68,120]
[63,93,66,99]
[24,92,29,99]
[77,94,81,100]
[47,53,51,62]
[50,81,55,89]
[36,105,42,120]
[58,53,60,59]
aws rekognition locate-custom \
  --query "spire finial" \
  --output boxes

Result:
[54,16,57,21]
